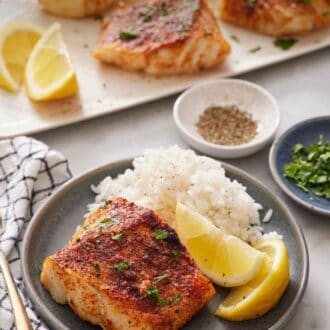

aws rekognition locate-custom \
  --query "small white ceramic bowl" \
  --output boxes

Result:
[173,79,280,159]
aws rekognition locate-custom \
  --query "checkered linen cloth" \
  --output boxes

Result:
[0,136,72,330]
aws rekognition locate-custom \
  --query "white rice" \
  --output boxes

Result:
[88,146,280,244]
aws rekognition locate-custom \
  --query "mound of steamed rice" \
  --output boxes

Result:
[88,146,280,244]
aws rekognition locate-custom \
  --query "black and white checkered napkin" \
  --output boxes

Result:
[0,136,72,330]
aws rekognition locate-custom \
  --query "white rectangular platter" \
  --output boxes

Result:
[0,0,330,138]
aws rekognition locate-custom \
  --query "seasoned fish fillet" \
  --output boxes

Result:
[93,0,231,74]
[39,0,116,18]
[220,0,330,37]
[41,198,215,330]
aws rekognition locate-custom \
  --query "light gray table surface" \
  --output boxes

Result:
[32,48,330,329]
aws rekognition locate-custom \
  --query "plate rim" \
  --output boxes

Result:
[269,115,330,216]
[22,159,309,330]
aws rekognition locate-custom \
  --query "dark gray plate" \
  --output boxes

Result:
[22,160,309,330]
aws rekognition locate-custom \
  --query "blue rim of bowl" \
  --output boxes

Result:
[22,159,309,330]
[269,115,330,216]
[173,79,281,151]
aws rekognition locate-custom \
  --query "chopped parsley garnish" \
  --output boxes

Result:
[249,46,261,53]
[158,295,182,307]
[146,285,159,302]
[98,226,103,236]
[112,232,125,241]
[188,0,200,11]
[119,31,139,41]
[160,2,168,16]
[146,285,181,307]
[300,0,314,4]
[322,11,330,17]
[230,35,240,43]
[284,135,330,199]
[154,274,169,283]
[94,262,101,276]
[140,7,153,22]
[110,261,129,271]
[273,38,297,50]
[154,229,168,240]
[246,0,256,8]
[100,202,108,209]
[172,250,180,262]
[101,217,112,224]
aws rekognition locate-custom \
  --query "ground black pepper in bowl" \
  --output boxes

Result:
[196,105,257,145]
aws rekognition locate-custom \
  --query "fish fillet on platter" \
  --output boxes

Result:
[41,198,215,330]
[93,0,231,74]
[220,0,330,37]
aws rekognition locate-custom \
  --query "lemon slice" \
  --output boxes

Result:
[175,202,265,287]
[0,22,43,92]
[25,22,79,101]
[215,239,290,321]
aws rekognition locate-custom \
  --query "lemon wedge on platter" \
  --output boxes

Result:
[215,239,290,321]
[175,202,265,287]
[25,22,79,101]
[0,22,43,93]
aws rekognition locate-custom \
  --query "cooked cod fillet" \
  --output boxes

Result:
[93,0,231,74]
[220,0,330,37]
[41,198,215,330]
[39,0,116,18]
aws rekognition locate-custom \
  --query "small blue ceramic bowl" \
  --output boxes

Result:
[269,116,330,216]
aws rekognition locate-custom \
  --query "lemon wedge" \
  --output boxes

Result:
[215,239,290,321]
[175,202,265,287]
[0,22,43,92]
[25,22,78,101]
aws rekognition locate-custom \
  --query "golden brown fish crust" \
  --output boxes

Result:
[220,0,330,37]
[93,0,231,74]
[39,0,116,18]
[41,198,215,330]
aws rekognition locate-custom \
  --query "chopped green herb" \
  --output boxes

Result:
[322,11,330,17]
[94,262,101,276]
[154,274,169,283]
[100,203,108,209]
[172,250,180,262]
[154,229,168,240]
[245,0,256,8]
[146,285,181,307]
[146,285,159,302]
[188,0,200,11]
[300,0,314,4]
[119,31,139,41]
[249,46,261,53]
[110,261,129,271]
[158,295,182,307]
[112,232,125,241]
[98,226,103,236]
[284,135,330,199]
[160,2,168,16]
[273,38,297,50]
[101,217,112,224]
[140,7,153,22]
[230,35,240,43]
